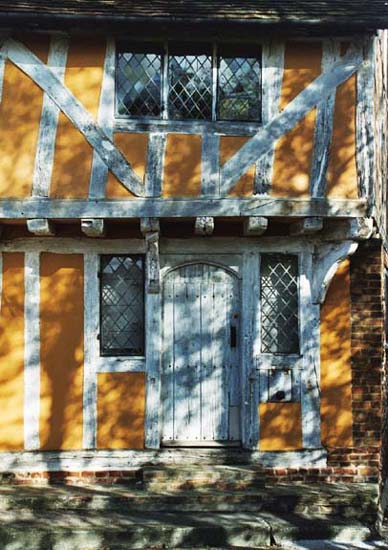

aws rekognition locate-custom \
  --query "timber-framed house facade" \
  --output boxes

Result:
[0,0,386,509]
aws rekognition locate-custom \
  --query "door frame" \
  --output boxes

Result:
[144,237,321,451]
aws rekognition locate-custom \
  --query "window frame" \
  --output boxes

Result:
[114,40,262,129]
[99,254,146,358]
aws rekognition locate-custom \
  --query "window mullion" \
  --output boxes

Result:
[162,41,169,120]
[211,43,218,122]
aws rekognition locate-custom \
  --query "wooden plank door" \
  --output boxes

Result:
[161,263,241,446]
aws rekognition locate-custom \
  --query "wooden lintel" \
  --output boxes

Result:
[27,218,55,236]
[81,219,106,238]
[195,216,214,236]
[243,217,268,236]
[289,217,323,236]
[0,198,367,220]
[140,217,160,235]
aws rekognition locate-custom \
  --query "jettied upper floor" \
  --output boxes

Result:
[0,0,386,239]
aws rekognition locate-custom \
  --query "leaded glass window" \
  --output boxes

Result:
[116,43,162,118]
[115,42,262,123]
[100,255,145,356]
[218,47,261,122]
[260,255,299,354]
[168,45,212,120]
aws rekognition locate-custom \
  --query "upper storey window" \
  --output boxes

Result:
[116,42,262,123]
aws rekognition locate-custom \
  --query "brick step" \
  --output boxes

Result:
[0,483,377,522]
[141,465,267,490]
[0,509,373,550]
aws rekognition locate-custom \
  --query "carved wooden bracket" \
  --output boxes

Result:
[141,217,160,294]
[312,240,359,304]
[195,216,214,236]
[27,218,55,236]
[243,216,268,236]
[81,219,106,238]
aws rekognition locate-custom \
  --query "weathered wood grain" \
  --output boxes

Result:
[81,219,106,238]
[27,218,56,236]
[255,40,285,195]
[195,216,215,235]
[89,38,116,199]
[145,133,166,198]
[310,40,341,197]
[83,253,99,449]
[356,37,375,205]
[32,36,69,198]
[24,252,41,450]
[243,217,268,236]
[0,197,367,219]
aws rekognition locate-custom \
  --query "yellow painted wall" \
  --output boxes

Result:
[0,38,48,198]
[163,134,202,197]
[271,42,322,197]
[320,260,353,447]
[0,253,25,450]
[40,254,84,450]
[259,403,303,451]
[326,45,358,198]
[50,38,105,198]
[220,136,255,197]
[106,133,148,198]
[97,372,146,449]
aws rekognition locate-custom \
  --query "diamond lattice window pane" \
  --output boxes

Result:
[260,255,299,354]
[116,46,162,118]
[100,255,145,356]
[168,47,212,120]
[218,50,261,122]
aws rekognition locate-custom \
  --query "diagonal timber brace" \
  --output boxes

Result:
[4,38,145,198]
[220,45,364,194]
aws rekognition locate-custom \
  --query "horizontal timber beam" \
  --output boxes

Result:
[0,198,367,220]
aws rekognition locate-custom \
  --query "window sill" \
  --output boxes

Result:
[113,117,262,136]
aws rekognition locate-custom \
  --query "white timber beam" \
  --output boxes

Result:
[255,40,285,195]
[310,40,341,197]
[312,241,359,304]
[145,133,167,198]
[141,218,160,294]
[81,219,106,238]
[5,38,145,198]
[289,217,323,236]
[24,252,41,450]
[243,216,268,236]
[221,45,363,193]
[32,35,69,198]
[195,216,215,236]
[356,36,375,206]
[89,37,115,199]
[27,219,55,236]
[0,197,367,219]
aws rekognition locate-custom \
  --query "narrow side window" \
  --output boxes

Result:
[116,42,163,118]
[260,254,299,354]
[100,255,145,356]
